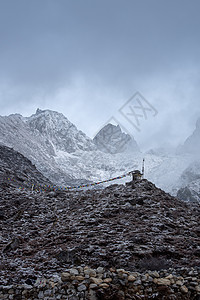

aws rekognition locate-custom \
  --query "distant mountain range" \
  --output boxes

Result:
[0,109,200,202]
[0,109,140,186]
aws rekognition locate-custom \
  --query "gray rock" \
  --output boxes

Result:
[77,284,87,292]
[93,123,139,154]
[38,291,44,299]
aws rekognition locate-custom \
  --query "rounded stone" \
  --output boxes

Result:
[69,268,79,276]
[61,272,71,282]
[151,271,160,278]
[97,267,104,274]
[180,285,188,293]
[103,278,112,283]
[99,283,109,289]
[195,285,200,292]
[90,277,103,285]
[89,283,98,289]
[154,278,171,285]
[176,280,183,286]
[77,284,87,292]
[76,276,85,281]
[128,275,136,282]
[84,268,96,277]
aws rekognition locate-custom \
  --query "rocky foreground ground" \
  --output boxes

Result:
[0,175,200,299]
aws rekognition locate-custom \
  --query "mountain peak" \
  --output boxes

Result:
[180,117,200,156]
[34,108,62,118]
[93,123,139,154]
[26,109,95,154]
[36,108,43,114]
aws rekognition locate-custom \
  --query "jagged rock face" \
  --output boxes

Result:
[174,118,200,202]
[93,123,139,154]
[0,144,51,187]
[1,178,200,285]
[0,110,141,187]
[0,110,97,184]
[1,109,199,200]
[181,117,200,156]
[27,109,96,153]
[180,161,200,184]
[177,186,199,203]
[176,161,200,203]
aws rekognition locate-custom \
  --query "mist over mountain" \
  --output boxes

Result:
[179,117,200,157]
[0,111,76,184]
[28,109,96,153]
[0,108,200,202]
[174,118,200,203]
[1,2,200,297]
[1,109,200,298]
[0,109,141,186]
[93,123,139,154]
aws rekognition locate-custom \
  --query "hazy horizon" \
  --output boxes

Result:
[1,106,198,153]
[0,0,200,150]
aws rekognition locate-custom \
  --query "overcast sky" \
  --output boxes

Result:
[0,0,200,150]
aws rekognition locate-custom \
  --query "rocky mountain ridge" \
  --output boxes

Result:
[93,123,139,154]
[27,109,96,154]
[180,117,200,156]
[0,144,51,188]
[0,109,140,186]
[0,109,200,203]
[176,118,200,203]
[1,177,200,284]
[1,145,200,299]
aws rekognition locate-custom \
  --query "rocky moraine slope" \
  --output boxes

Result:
[0,144,51,188]
[0,145,200,299]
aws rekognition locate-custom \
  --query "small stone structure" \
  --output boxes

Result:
[130,170,143,181]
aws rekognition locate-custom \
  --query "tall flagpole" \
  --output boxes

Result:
[142,158,145,178]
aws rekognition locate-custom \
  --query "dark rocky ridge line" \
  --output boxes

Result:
[0,143,200,298]
[0,109,141,186]
[0,144,52,188]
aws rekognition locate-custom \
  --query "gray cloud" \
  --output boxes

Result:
[0,0,200,149]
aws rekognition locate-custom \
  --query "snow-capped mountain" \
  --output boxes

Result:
[0,112,73,184]
[93,123,139,154]
[0,109,96,184]
[176,160,200,203]
[0,109,142,185]
[176,119,200,202]
[27,109,96,153]
[0,109,200,202]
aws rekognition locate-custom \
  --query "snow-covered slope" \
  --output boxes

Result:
[0,110,96,184]
[0,109,199,202]
[0,109,141,185]
[27,109,96,153]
